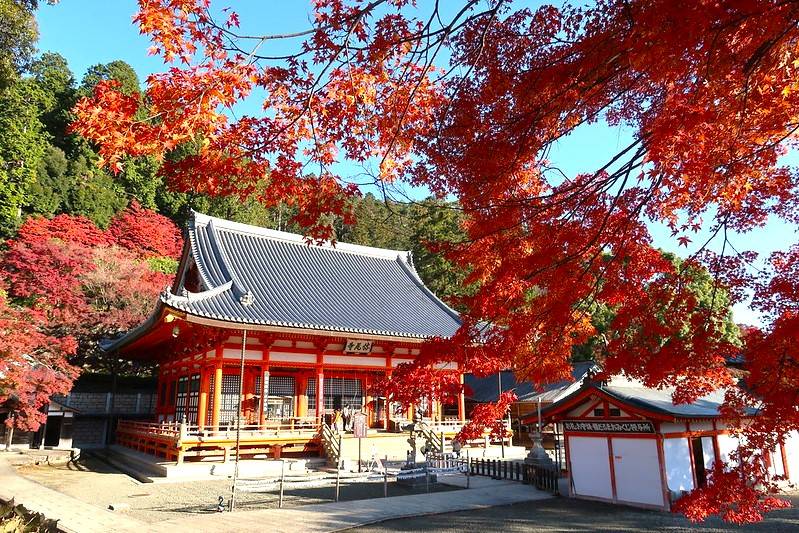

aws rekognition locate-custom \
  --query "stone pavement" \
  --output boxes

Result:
[0,454,143,533]
[1,454,554,533]
[148,475,553,533]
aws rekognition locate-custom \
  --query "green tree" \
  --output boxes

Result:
[80,60,141,97]
[29,52,77,152]
[0,0,38,88]
[61,147,127,227]
[0,78,46,235]
[27,143,68,217]
[572,252,741,362]
[407,199,471,305]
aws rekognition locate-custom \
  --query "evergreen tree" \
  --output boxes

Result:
[0,78,46,235]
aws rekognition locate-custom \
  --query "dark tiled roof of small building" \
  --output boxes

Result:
[465,361,597,403]
[159,212,462,339]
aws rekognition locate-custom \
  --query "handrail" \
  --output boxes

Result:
[116,418,322,442]
[320,423,341,466]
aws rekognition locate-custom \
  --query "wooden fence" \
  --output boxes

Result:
[465,457,560,495]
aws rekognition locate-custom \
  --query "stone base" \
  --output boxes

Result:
[397,472,437,488]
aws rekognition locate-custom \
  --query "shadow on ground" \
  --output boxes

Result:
[352,494,799,533]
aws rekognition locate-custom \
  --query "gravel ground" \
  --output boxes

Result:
[17,455,459,524]
[350,492,799,532]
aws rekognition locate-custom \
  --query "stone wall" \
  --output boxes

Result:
[55,392,156,415]
[52,393,156,449]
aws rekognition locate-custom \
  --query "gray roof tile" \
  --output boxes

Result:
[162,212,462,339]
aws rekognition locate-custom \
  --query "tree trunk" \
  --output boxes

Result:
[5,415,15,451]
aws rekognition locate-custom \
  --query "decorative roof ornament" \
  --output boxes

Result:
[239,289,255,306]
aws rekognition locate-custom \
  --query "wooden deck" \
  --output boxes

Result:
[116,419,323,463]
[116,418,471,464]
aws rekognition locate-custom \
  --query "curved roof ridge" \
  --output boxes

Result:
[204,219,250,299]
[395,255,462,326]
[191,210,411,261]
[164,280,234,304]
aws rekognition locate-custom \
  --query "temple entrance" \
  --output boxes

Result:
[266,375,296,420]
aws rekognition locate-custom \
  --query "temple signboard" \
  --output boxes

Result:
[562,420,655,434]
[344,339,373,354]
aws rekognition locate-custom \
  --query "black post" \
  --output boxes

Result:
[278,459,285,508]
[335,464,340,502]
[383,455,388,498]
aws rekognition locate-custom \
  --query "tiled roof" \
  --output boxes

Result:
[465,362,597,403]
[601,384,758,418]
[536,374,759,422]
[161,212,462,339]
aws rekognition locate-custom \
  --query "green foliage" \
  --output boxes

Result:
[572,252,742,361]
[0,78,46,235]
[80,60,141,96]
[147,256,178,274]
[663,252,741,346]
[0,0,38,88]
[27,144,68,217]
[61,149,127,228]
[29,52,77,152]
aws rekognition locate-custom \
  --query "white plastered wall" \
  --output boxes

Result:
[568,436,613,500]
[612,437,665,507]
[663,437,694,492]
[784,431,799,483]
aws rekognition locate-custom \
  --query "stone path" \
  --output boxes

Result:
[148,476,552,533]
[0,456,143,533]
[0,454,553,533]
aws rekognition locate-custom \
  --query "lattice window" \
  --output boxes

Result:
[175,376,188,422]
[323,377,362,410]
[206,373,215,426]
[268,376,295,396]
[264,375,295,419]
[306,378,317,417]
[186,373,200,424]
[219,374,241,426]
[253,374,262,423]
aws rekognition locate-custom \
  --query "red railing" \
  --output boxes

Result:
[117,418,322,443]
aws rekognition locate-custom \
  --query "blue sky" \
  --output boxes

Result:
[36,1,797,325]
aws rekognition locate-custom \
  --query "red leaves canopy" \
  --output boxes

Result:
[71,0,799,521]
[108,200,183,259]
[0,290,78,432]
[0,204,182,429]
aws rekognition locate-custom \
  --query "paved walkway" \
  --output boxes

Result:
[150,475,553,533]
[1,454,553,533]
[0,455,143,533]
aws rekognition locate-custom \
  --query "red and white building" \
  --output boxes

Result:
[525,374,799,510]
[103,212,467,462]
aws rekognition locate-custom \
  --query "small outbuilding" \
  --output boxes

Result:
[525,374,799,510]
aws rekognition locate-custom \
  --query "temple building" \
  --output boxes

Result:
[103,212,467,463]
[525,374,799,511]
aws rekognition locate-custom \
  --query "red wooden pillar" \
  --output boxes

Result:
[316,370,325,424]
[197,367,210,430]
[384,370,392,430]
[211,361,223,431]
[260,368,269,427]
[458,373,466,421]
[296,374,308,418]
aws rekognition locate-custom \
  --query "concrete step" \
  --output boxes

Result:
[90,446,168,482]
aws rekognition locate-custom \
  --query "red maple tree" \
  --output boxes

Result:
[0,289,78,441]
[1,204,183,433]
[71,0,799,521]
